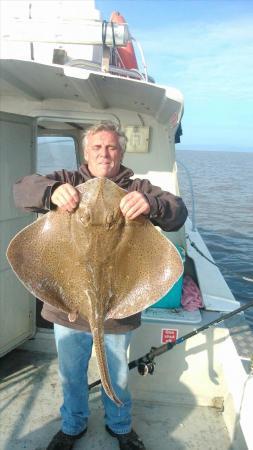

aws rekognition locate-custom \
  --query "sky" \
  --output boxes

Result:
[96,0,253,151]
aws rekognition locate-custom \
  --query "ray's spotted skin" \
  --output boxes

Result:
[6,178,183,405]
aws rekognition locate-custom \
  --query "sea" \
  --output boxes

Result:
[176,149,253,329]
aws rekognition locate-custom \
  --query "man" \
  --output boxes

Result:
[14,121,187,450]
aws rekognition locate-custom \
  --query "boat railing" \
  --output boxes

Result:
[65,58,147,81]
[176,159,196,231]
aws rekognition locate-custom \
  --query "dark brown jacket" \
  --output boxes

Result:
[14,164,187,332]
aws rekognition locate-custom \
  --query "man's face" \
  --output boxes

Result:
[84,130,123,178]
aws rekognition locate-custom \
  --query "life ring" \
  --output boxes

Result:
[110,11,138,70]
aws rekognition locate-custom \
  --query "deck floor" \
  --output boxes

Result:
[0,342,236,450]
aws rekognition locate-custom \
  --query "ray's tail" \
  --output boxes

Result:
[92,324,123,406]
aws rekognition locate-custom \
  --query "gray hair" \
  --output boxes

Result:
[82,121,128,154]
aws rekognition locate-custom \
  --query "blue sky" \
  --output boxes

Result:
[97,0,253,151]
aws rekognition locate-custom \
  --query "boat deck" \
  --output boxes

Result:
[0,338,235,450]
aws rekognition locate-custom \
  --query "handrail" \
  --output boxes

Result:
[66,58,146,80]
[176,159,196,231]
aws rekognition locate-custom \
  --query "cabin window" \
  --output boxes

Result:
[36,136,78,174]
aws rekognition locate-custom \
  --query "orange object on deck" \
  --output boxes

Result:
[110,11,138,70]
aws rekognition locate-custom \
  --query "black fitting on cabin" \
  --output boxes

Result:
[53,49,68,65]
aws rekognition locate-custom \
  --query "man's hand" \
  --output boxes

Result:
[51,183,80,212]
[120,191,150,220]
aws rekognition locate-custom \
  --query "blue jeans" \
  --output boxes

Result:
[54,324,132,436]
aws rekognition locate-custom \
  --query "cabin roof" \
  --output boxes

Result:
[0,59,183,124]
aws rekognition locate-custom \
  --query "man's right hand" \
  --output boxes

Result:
[51,183,80,212]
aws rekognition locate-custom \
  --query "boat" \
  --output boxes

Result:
[0,1,252,449]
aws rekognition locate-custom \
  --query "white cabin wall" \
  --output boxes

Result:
[123,121,179,194]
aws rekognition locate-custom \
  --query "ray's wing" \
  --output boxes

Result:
[106,217,183,320]
[6,209,92,319]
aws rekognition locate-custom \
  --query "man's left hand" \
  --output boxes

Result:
[120,192,150,220]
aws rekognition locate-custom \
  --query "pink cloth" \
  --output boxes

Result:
[181,275,204,311]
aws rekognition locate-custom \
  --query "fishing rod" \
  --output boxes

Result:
[89,299,253,390]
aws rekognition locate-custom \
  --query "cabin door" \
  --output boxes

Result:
[0,112,36,357]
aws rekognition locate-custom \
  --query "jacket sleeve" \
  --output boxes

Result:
[13,170,78,213]
[130,178,188,232]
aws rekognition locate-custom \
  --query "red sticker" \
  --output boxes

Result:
[161,328,178,344]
